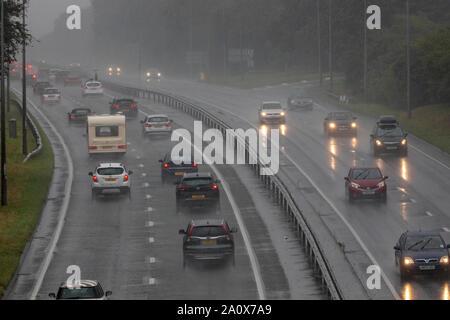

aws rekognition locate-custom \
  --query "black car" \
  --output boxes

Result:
[68,108,94,123]
[32,81,51,95]
[110,98,138,117]
[159,152,198,183]
[370,115,408,156]
[179,219,237,268]
[394,231,450,280]
[287,94,313,110]
[323,112,357,136]
[48,280,112,300]
[175,172,220,212]
[55,70,70,83]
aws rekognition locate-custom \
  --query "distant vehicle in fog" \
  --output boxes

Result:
[370,115,408,157]
[258,101,286,124]
[33,81,52,95]
[82,80,104,97]
[68,107,94,123]
[323,111,357,137]
[141,114,173,136]
[287,94,313,110]
[144,68,161,81]
[109,98,138,118]
[41,88,61,105]
[64,72,83,86]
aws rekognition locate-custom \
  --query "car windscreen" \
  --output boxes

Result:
[377,126,403,137]
[57,287,101,299]
[97,167,124,175]
[332,113,352,120]
[182,178,212,186]
[350,168,382,180]
[74,109,90,114]
[262,103,282,109]
[191,226,227,237]
[116,99,134,104]
[148,117,169,123]
[95,126,119,137]
[45,89,59,94]
[405,236,445,250]
[87,82,101,88]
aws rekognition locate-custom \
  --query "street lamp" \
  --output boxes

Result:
[363,0,368,101]
[406,0,411,119]
[317,0,322,86]
[328,0,333,91]
[1,0,7,205]
[22,0,27,155]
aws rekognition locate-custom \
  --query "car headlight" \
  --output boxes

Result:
[376,140,383,146]
[108,67,113,72]
[280,112,285,116]
[350,182,360,189]
[329,122,336,129]
[158,73,161,77]
[404,257,414,265]
[377,181,385,188]
[401,139,407,145]
[351,122,357,128]
[440,256,449,264]
[146,72,150,77]
[261,112,267,116]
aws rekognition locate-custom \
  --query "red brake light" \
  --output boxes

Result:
[193,163,197,167]
[93,176,98,182]
[88,146,97,150]
[65,79,70,82]
[114,105,119,108]
[118,145,127,149]
[145,124,151,127]
[130,104,137,107]
[77,78,82,81]
[163,163,169,168]
[211,184,218,190]
[222,225,230,240]
[167,123,172,127]
[123,175,129,182]
[70,115,75,119]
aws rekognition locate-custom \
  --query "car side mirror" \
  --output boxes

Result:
[393,245,400,251]
[128,170,133,175]
[230,227,238,233]
[105,291,112,297]
[158,159,163,163]
[178,229,186,235]
[447,244,450,249]
[370,134,374,139]
[48,293,56,299]
[344,177,349,181]
[140,120,144,124]
[88,172,93,176]
[384,176,389,180]
[215,179,221,183]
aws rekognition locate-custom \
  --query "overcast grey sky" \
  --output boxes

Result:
[28,0,91,39]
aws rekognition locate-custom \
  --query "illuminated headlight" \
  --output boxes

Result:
[280,112,285,116]
[261,112,267,116]
[117,67,121,72]
[351,122,357,128]
[401,139,407,145]
[376,140,383,146]
[157,72,161,77]
[329,122,336,129]
[377,181,385,188]
[404,257,414,265]
[108,67,113,72]
[440,256,449,264]
[350,182,360,189]
[146,72,151,77]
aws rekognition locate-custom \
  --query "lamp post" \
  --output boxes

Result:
[317,0,322,86]
[406,0,411,119]
[328,0,333,91]
[363,0,368,101]
[22,0,27,155]
[1,0,6,205]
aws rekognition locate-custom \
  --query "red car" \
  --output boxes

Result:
[345,167,388,202]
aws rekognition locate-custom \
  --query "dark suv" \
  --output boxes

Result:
[179,219,237,268]
[175,172,220,213]
[394,231,450,280]
[323,112,357,137]
[370,115,408,156]
[159,152,198,183]
[33,81,51,95]
[110,98,138,117]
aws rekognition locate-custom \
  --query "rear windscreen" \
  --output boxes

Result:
[45,89,59,94]
[191,226,227,237]
[148,117,168,123]
[57,287,102,299]
[95,126,119,137]
[262,103,282,109]
[182,178,212,186]
[97,167,124,175]
[87,82,101,88]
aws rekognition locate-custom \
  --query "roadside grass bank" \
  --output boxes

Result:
[0,95,54,298]
[206,70,323,89]
[308,86,450,154]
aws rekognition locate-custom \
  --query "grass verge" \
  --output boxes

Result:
[0,95,54,298]
[308,86,450,154]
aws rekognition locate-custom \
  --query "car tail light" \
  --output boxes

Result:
[222,225,230,240]
[84,87,88,90]
[118,145,127,149]
[77,78,82,81]
[145,124,151,127]
[177,185,187,191]
[93,176,98,182]
[88,146,97,150]
[123,175,129,182]
[100,86,104,90]
[113,105,119,108]
[42,95,45,99]
[70,115,75,119]
[193,163,197,167]
[130,104,137,107]
[167,123,172,127]
[186,226,195,242]
[211,184,218,190]
[65,79,70,82]
[163,163,169,168]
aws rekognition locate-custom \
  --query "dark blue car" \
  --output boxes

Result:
[394,231,450,280]
[159,152,198,184]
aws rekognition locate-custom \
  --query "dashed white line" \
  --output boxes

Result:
[143,182,150,188]
[146,221,155,227]
[443,227,450,233]
[426,211,433,217]
[145,194,152,199]
[148,237,155,243]
[410,198,417,203]
[146,207,153,212]
[141,173,147,177]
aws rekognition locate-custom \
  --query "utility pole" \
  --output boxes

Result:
[22,0,27,155]
[1,0,6,206]
[190,0,194,79]
[317,0,322,86]
[222,1,227,77]
[328,0,333,91]
[406,0,411,119]
[363,0,368,101]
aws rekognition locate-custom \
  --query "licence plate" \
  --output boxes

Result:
[419,265,435,270]
[175,172,185,176]
[155,125,162,128]
[202,239,216,245]
[363,191,375,195]
[386,146,397,150]
[192,194,205,199]
[104,178,117,182]
[102,146,113,149]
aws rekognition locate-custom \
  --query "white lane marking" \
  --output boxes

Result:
[13,88,75,300]
[142,173,147,177]
[146,207,153,212]
[146,194,152,199]
[143,182,150,188]
[181,95,400,300]
[132,148,136,152]
[146,256,156,264]
[409,144,450,171]
[136,155,141,160]
[426,211,433,217]
[410,198,417,203]
[146,221,155,227]
[148,237,155,243]
[443,227,450,233]
[137,107,266,300]
[148,278,156,285]
[139,164,144,168]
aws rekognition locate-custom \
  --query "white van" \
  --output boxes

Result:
[87,114,126,155]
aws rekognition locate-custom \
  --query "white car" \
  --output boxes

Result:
[259,101,286,124]
[89,163,133,199]
[48,280,112,300]
[141,114,173,135]
[82,80,104,97]
[41,88,61,104]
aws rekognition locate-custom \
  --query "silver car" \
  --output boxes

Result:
[89,162,133,199]
[141,114,173,135]
[41,88,61,104]
[258,101,286,124]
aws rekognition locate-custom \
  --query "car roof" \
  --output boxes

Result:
[350,167,380,170]
[59,280,99,289]
[405,231,442,237]
[190,219,226,227]
[182,172,212,179]
[97,162,124,168]
[262,101,281,104]
[71,108,91,112]
[147,114,168,118]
